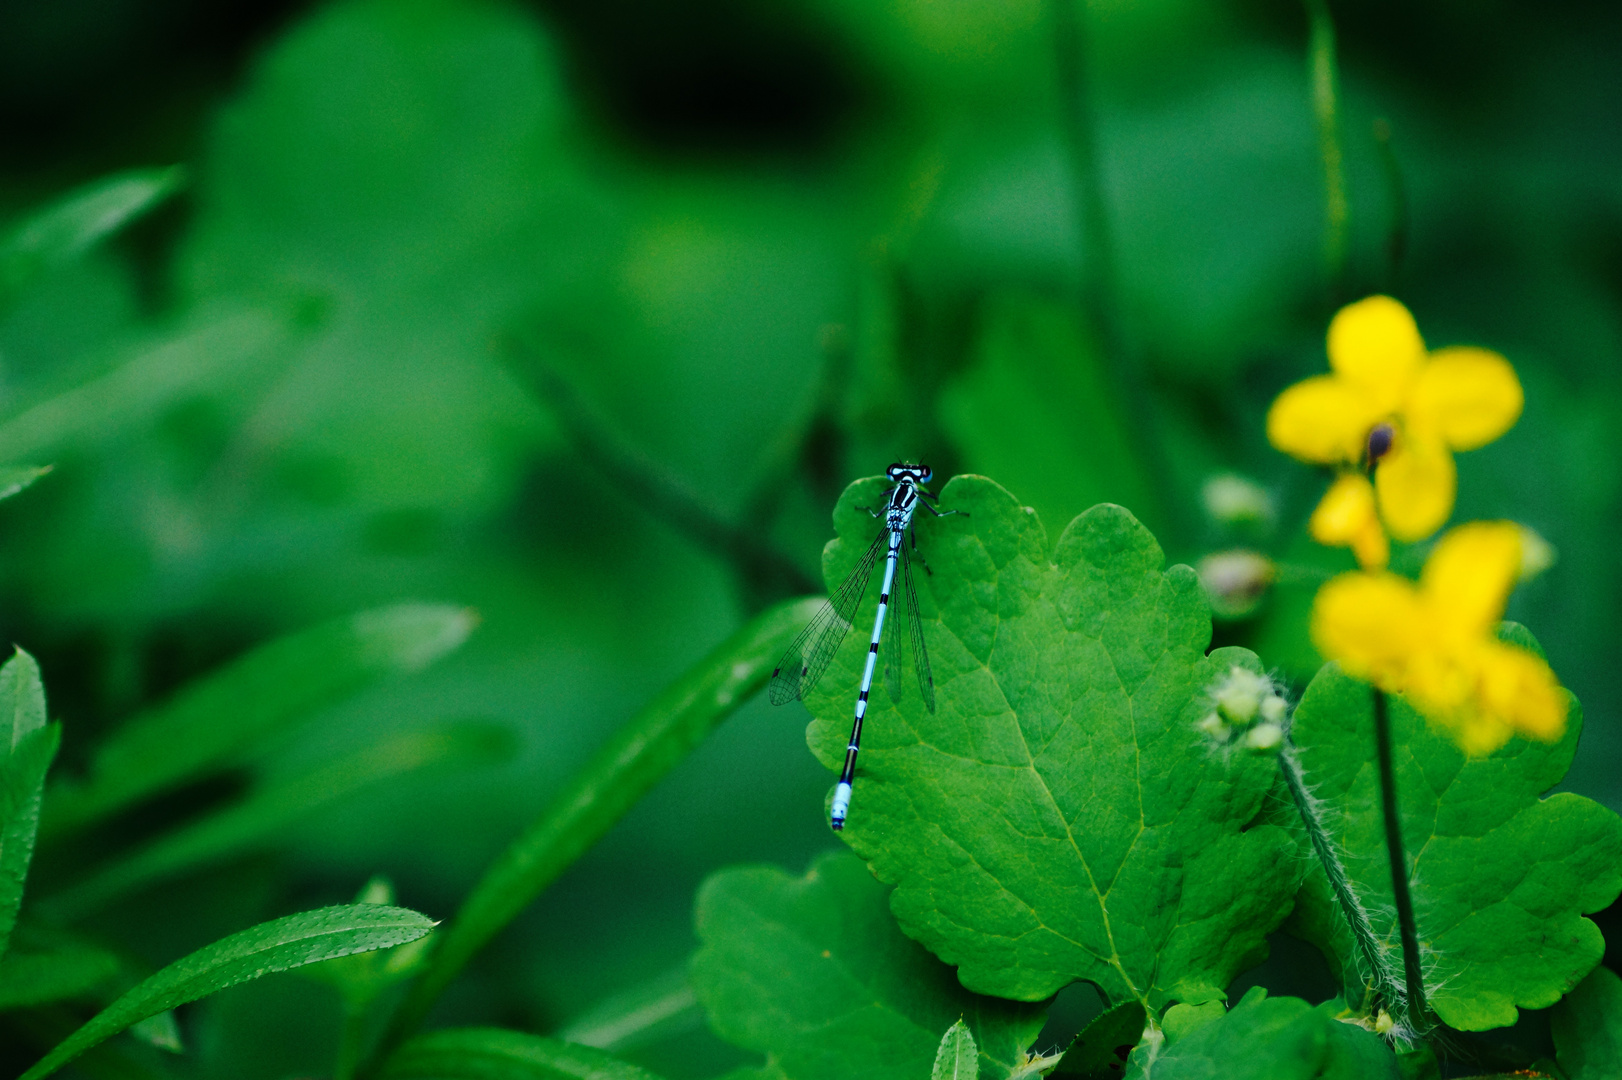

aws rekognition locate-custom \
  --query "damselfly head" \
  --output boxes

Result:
[886,462,932,484]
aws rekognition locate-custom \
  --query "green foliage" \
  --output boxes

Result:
[1120,989,1400,1080]
[44,603,476,834]
[382,1028,664,1080]
[806,475,1295,1007]
[0,167,184,303]
[1551,965,1622,1080]
[0,929,120,1010]
[1284,658,1622,1031]
[19,904,436,1080]
[0,648,56,962]
[692,851,1046,1080]
[1052,1001,1147,1078]
[0,465,49,503]
[374,597,823,1067]
[932,1021,979,1080]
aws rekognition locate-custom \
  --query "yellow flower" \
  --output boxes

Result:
[1309,474,1388,569]
[1268,295,1523,544]
[1311,521,1566,755]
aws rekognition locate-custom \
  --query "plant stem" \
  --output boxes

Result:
[1303,0,1349,297]
[1371,118,1408,289]
[1278,738,1403,1015]
[1372,686,1428,1032]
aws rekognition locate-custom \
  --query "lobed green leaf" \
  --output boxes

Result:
[806,476,1296,1008]
[44,603,476,834]
[381,1028,665,1080]
[18,904,436,1080]
[1551,965,1622,1080]
[692,851,1046,1080]
[1285,659,1622,1030]
[1052,1000,1146,1077]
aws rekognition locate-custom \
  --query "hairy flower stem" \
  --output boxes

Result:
[1373,687,1429,1031]
[1278,738,1402,1014]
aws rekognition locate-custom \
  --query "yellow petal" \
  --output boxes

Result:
[1475,640,1567,743]
[1327,295,1426,405]
[1374,434,1455,542]
[1409,346,1523,451]
[1309,474,1389,568]
[1310,571,1425,689]
[1267,375,1384,464]
[1419,521,1522,636]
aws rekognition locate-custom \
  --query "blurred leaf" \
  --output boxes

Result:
[44,603,477,834]
[0,167,185,302]
[382,1027,665,1080]
[1052,1000,1146,1077]
[556,965,701,1053]
[693,851,1046,1080]
[0,932,120,1010]
[807,476,1295,1006]
[1551,965,1622,1080]
[1120,990,1399,1079]
[0,465,50,503]
[126,1012,182,1054]
[1,648,57,962]
[1285,654,1622,1031]
[932,1020,978,1080]
[371,596,823,1068]
[0,304,296,463]
[18,904,436,1080]
[44,721,512,920]
[939,292,1159,540]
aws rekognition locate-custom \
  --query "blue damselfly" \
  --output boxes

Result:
[769,463,963,829]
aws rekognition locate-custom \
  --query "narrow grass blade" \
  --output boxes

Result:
[43,722,513,920]
[381,1028,665,1080]
[0,465,50,503]
[0,305,293,464]
[18,904,436,1080]
[0,166,185,300]
[366,596,821,1074]
[44,604,477,835]
[556,966,700,1052]
[0,647,58,961]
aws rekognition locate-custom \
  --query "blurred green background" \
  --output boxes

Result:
[1,0,1618,1075]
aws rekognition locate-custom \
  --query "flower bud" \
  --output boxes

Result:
[1517,525,1555,582]
[1374,1010,1395,1036]
[1214,666,1270,724]
[1245,723,1284,751]
[1197,550,1276,619]
[1259,694,1287,725]
[1201,474,1275,528]
[1197,713,1230,741]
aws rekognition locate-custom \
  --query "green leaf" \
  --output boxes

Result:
[44,603,476,834]
[692,851,1046,1080]
[1284,661,1622,1030]
[369,597,823,1072]
[1121,991,1400,1080]
[43,721,513,920]
[0,656,59,960]
[380,1027,664,1079]
[18,904,436,1080]
[938,293,1161,543]
[127,1012,183,1054]
[0,304,296,465]
[1551,965,1622,1080]
[933,1020,979,1080]
[0,932,121,1010]
[555,965,701,1053]
[0,166,185,300]
[1052,1000,1146,1077]
[303,877,435,1010]
[0,465,50,503]
[806,476,1297,1008]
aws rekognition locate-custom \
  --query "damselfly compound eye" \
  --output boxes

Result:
[886,463,906,481]
[919,467,934,484]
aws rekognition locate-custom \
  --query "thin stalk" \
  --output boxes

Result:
[1050,0,1182,544]
[1278,738,1403,1015]
[1372,687,1428,1032]
[1371,118,1409,289]
[1303,0,1349,295]
[334,1002,367,1080]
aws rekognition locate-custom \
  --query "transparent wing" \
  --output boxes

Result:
[902,538,936,714]
[768,528,886,705]
[882,561,904,707]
